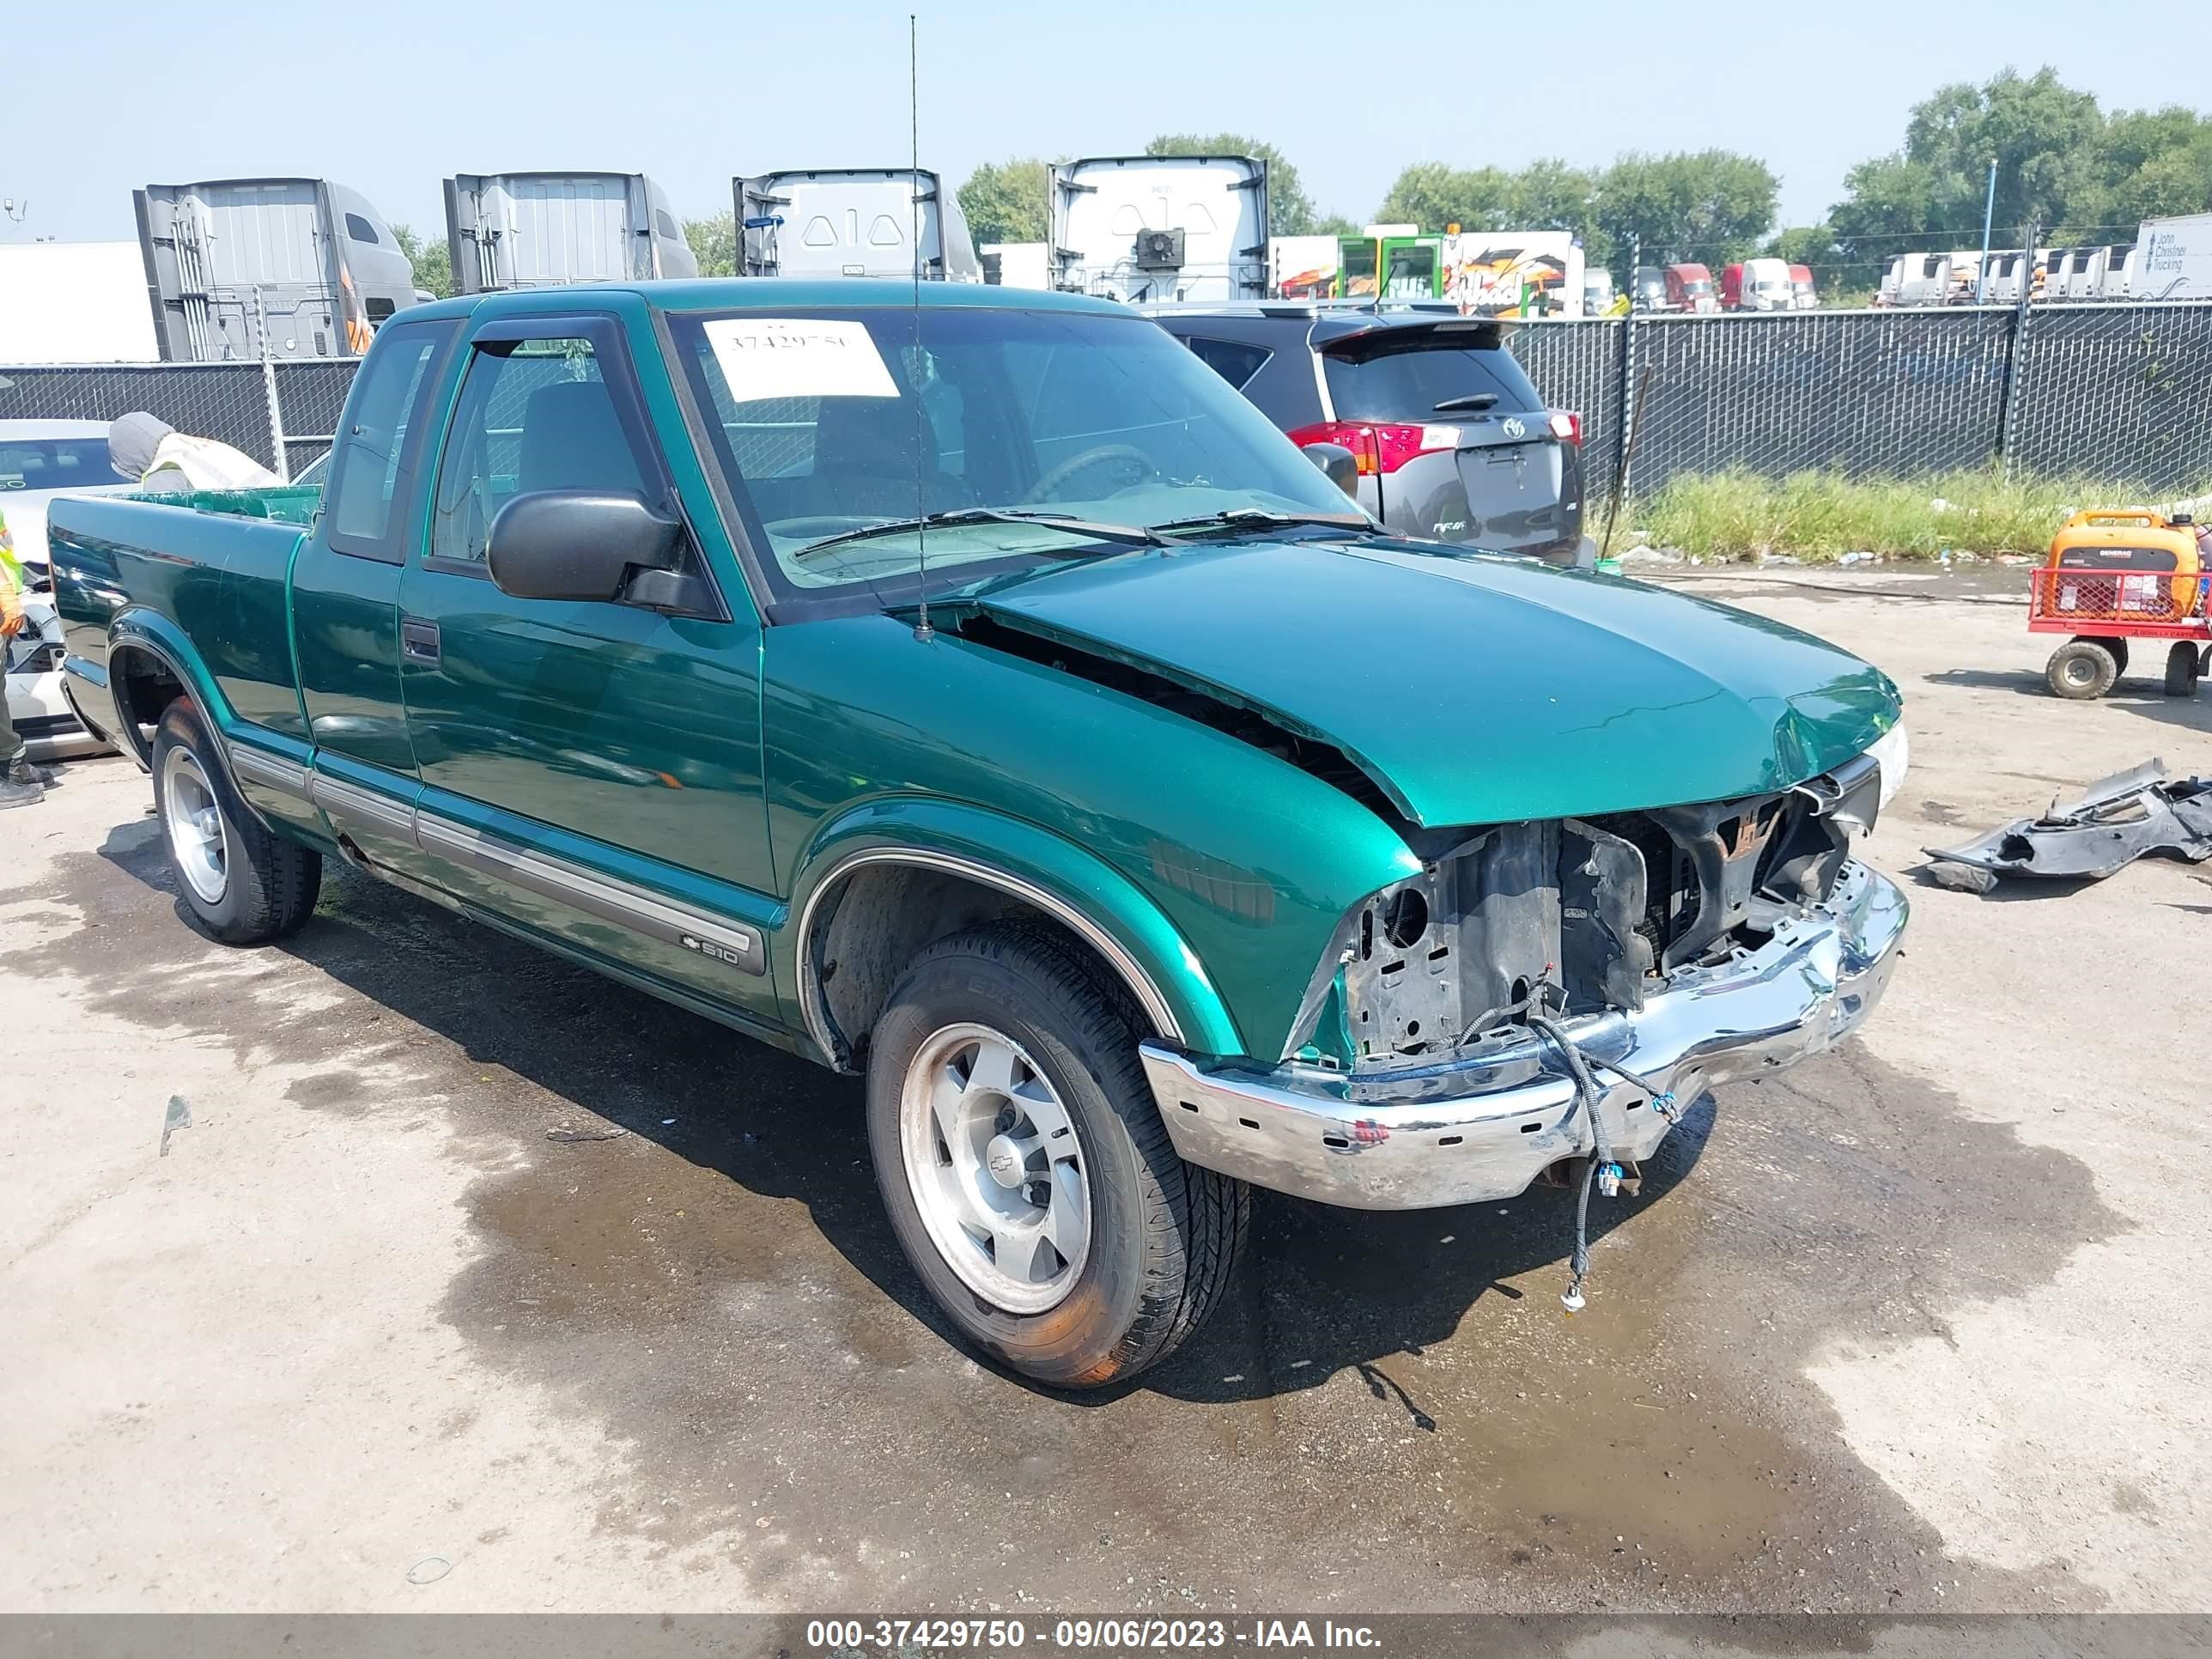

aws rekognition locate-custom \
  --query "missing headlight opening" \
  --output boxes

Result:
[1307,751,1883,1066]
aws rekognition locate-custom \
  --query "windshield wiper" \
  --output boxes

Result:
[1149,507,1372,538]
[793,507,1168,559]
[1431,392,1499,414]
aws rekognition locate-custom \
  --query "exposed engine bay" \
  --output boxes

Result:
[1291,751,1884,1067]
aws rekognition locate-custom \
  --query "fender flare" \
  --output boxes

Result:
[787,799,1243,1066]
[104,612,259,819]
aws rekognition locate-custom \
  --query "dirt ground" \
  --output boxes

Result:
[4,569,2209,1617]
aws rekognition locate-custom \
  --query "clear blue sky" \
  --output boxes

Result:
[8,0,2207,246]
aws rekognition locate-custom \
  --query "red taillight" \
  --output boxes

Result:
[1288,420,1457,475]
[1548,410,1582,446]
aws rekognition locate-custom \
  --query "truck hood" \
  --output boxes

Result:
[956,537,1899,828]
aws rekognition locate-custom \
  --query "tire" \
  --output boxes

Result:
[866,922,1248,1388]
[151,697,322,945]
[2164,641,2202,697]
[2045,640,2118,701]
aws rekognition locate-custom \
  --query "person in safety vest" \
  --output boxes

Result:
[0,510,56,809]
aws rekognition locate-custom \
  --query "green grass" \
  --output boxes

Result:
[1619,468,2206,562]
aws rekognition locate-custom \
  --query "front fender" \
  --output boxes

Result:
[785,797,1244,1060]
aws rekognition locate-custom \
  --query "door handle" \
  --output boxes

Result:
[401,619,441,664]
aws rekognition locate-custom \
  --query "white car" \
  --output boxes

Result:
[3,419,139,761]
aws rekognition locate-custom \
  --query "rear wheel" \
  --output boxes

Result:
[2165,641,2202,697]
[866,924,1247,1388]
[2046,640,2119,701]
[152,698,321,944]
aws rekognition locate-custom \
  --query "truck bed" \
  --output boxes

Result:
[47,487,325,744]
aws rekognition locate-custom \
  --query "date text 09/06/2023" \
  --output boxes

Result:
[805,1618,1384,1652]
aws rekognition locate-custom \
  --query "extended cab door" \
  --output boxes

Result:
[287,318,463,875]
[394,307,781,1024]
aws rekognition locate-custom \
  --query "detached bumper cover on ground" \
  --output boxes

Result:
[1140,860,1909,1210]
[1923,761,2212,892]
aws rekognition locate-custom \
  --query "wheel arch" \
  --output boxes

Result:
[787,804,1243,1071]
[106,619,264,826]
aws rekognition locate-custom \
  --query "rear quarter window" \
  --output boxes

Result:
[1321,331,1544,422]
[1182,336,1273,391]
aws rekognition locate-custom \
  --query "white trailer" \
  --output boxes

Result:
[2137,213,2212,301]
[981,242,1050,290]
[0,243,159,362]
[445,173,697,294]
[737,169,980,283]
[1048,156,1269,302]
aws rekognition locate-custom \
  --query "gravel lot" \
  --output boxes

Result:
[5,569,2209,1616]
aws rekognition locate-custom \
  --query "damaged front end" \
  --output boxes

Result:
[1287,751,1884,1072]
[1138,749,1908,1211]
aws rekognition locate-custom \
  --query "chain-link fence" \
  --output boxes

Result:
[1503,298,2212,501]
[7,299,2212,497]
[0,359,352,477]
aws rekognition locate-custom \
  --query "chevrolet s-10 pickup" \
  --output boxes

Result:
[50,281,1908,1385]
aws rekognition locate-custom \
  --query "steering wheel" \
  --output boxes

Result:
[1022,444,1156,505]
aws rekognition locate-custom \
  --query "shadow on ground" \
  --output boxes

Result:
[15,811,2122,1611]
[1923,666,2212,737]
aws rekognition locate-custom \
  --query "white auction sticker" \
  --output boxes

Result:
[702,317,898,401]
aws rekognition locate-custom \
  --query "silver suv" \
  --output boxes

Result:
[1144,302,1590,564]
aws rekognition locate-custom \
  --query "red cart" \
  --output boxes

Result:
[2031,510,2211,700]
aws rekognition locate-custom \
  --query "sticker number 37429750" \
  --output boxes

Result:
[702,317,899,402]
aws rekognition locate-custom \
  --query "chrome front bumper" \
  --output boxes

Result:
[1139,860,1908,1210]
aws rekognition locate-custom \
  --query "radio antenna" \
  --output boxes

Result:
[908,11,933,643]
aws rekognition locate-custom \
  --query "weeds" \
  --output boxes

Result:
[1621,468,2207,562]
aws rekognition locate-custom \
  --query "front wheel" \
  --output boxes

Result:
[866,924,1248,1388]
[2045,639,2118,701]
[151,698,322,944]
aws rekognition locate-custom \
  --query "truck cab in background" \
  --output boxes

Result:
[1720,258,1791,312]
[1664,263,1717,313]
[1048,155,1271,303]
[736,169,981,283]
[136,178,417,360]
[444,173,698,294]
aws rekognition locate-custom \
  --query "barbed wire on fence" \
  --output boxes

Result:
[5,298,2211,499]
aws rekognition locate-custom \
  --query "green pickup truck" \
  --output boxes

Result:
[51,281,1909,1386]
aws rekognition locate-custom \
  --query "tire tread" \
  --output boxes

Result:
[896,921,1248,1383]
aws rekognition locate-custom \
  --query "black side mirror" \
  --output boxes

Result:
[1301,441,1361,499]
[487,489,684,605]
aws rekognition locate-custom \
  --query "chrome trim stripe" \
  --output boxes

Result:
[795,846,1185,1062]
[310,774,417,839]
[230,746,311,797]
[415,817,764,975]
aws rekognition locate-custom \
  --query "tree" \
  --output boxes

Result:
[684,210,737,277]
[1373,159,1607,264]
[957,157,1050,244]
[1376,162,1522,231]
[1145,134,1326,235]
[1593,151,1778,279]
[2077,106,2212,231]
[1827,68,2212,258]
[390,223,453,300]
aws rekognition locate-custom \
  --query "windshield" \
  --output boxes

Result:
[0,437,132,491]
[672,306,1358,597]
